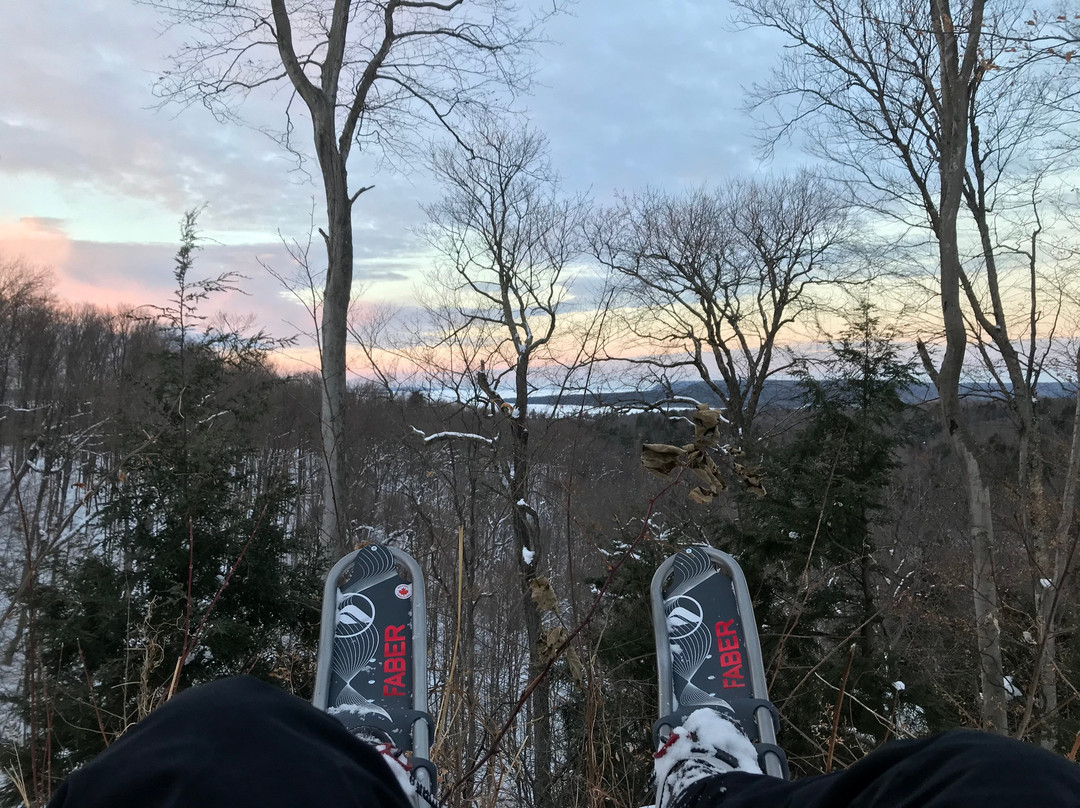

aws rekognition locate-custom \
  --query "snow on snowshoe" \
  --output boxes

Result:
[313,544,436,806]
[651,545,788,779]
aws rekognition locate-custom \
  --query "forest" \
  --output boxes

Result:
[0,234,1077,808]
[5,0,1080,807]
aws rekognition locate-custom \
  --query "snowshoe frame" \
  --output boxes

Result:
[313,544,435,803]
[651,545,788,779]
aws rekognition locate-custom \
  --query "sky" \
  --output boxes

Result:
[0,1,795,373]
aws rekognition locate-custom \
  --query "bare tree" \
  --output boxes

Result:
[734,0,1080,735]
[415,122,588,808]
[146,0,550,554]
[588,172,854,444]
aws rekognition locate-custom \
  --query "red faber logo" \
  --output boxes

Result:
[382,624,408,697]
[714,619,745,689]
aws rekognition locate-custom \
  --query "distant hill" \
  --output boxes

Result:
[526,378,1076,411]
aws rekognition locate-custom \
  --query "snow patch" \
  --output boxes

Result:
[1003,676,1023,700]
[182,645,213,666]
[895,702,928,735]
[891,680,906,692]
[522,547,535,565]
[1040,578,1052,589]
[327,703,392,721]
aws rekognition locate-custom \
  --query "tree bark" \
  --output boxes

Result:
[270,0,358,555]
[930,0,1007,732]
[317,147,353,557]
[513,364,554,808]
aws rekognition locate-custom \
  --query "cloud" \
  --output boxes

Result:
[1,0,806,348]
[0,2,317,240]
[0,217,73,271]
[0,225,436,348]
[529,0,787,196]
[18,217,67,235]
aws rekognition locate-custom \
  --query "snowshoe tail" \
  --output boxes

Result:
[651,545,788,779]
[313,544,437,805]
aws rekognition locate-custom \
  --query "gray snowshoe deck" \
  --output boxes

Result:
[313,544,436,802]
[651,545,788,779]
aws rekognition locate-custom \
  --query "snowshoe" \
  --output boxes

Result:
[651,545,788,779]
[313,544,437,806]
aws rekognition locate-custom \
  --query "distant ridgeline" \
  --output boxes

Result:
[464,378,1078,412]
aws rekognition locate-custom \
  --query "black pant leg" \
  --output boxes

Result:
[47,675,411,808]
[677,730,1080,808]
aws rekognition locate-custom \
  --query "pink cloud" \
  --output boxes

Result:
[0,217,73,274]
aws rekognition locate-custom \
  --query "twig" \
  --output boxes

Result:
[432,525,465,756]
[770,439,846,690]
[167,519,196,700]
[166,504,269,699]
[444,473,686,801]
[1068,731,1080,762]
[825,644,856,773]
[77,639,110,748]
[1,756,30,808]
[0,433,162,636]
[12,472,41,804]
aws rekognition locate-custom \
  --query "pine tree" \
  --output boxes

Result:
[735,302,918,771]
[2,214,319,805]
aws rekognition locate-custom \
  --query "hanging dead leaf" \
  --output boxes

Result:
[564,646,585,687]
[538,626,569,663]
[688,486,717,504]
[687,451,726,489]
[735,462,767,498]
[530,576,558,613]
[690,466,724,490]
[692,404,724,446]
[641,443,686,478]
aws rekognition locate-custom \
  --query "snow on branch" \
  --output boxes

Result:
[411,426,496,447]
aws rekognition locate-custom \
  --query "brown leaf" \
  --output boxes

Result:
[692,404,724,446]
[688,486,717,504]
[530,576,558,613]
[641,443,686,478]
[564,646,585,687]
[687,451,724,487]
[538,626,570,663]
[690,465,723,489]
[735,462,767,498]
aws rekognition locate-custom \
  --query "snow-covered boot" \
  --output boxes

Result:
[653,706,762,808]
[354,728,420,805]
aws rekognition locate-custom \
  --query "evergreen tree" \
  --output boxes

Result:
[733,302,918,772]
[2,214,319,805]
